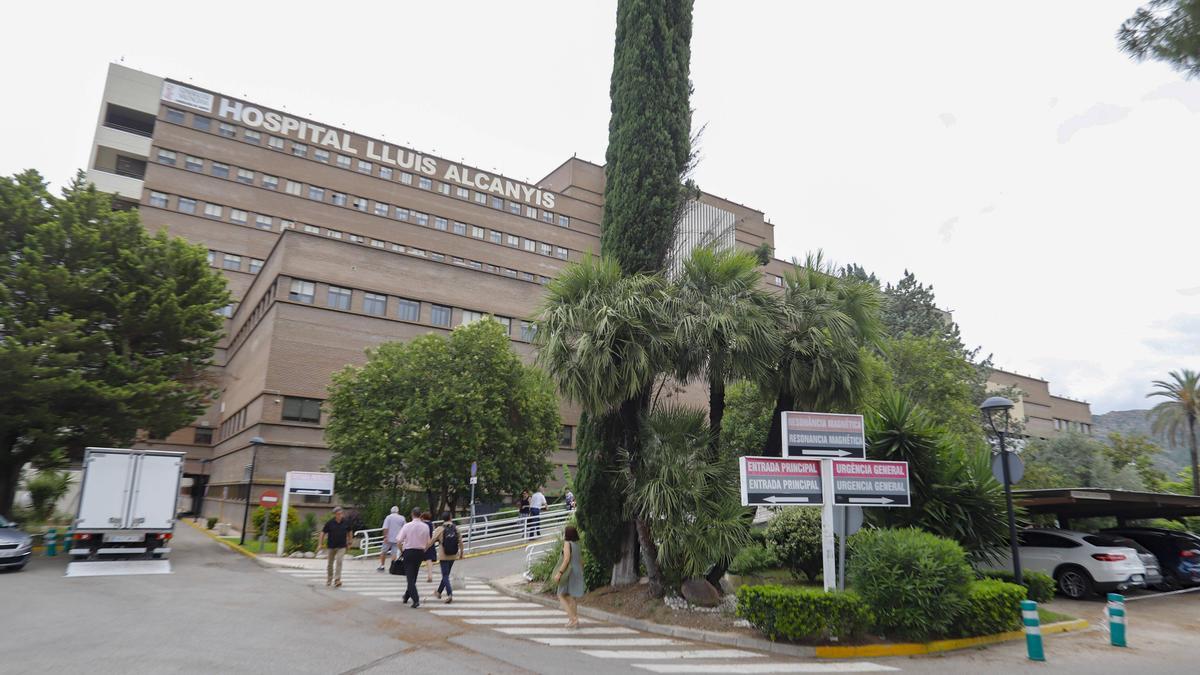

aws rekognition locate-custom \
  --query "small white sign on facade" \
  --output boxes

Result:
[161,81,213,113]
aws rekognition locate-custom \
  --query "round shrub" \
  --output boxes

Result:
[955,579,1025,637]
[847,528,973,641]
[981,570,1054,604]
[729,543,781,576]
[765,508,823,581]
[737,585,873,642]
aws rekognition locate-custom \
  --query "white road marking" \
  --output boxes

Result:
[65,561,172,577]
[464,617,597,625]
[582,649,764,660]
[493,627,638,636]
[529,638,687,647]
[430,602,543,609]
[432,609,565,617]
[631,664,899,673]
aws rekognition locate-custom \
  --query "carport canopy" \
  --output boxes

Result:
[1015,488,1200,527]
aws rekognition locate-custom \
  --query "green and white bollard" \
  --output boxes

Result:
[1107,593,1127,647]
[45,528,57,557]
[1021,599,1045,661]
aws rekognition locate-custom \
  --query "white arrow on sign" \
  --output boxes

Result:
[798,449,855,457]
[764,496,812,503]
[847,497,895,504]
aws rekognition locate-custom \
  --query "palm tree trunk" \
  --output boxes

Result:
[612,520,639,586]
[635,517,664,598]
[761,392,793,457]
[708,374,726,456]
[1189,412,1199,497]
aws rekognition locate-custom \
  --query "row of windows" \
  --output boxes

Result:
[164,107,574,228]
[1053,419,1091,434]
[206,249,263,274]
[147,189,556,285]
[286,278,536,340]
[152,149,573,262]
[282,396,322,423]
[219,406,248,442]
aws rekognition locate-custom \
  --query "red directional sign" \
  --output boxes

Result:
[739,456,823,506]
[830,459,910,507]
[259,490,281,508]
[781,411,866,458]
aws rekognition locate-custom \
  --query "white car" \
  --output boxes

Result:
[991,528,1147,600]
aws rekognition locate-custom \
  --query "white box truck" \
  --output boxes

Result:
[70,448,184,560]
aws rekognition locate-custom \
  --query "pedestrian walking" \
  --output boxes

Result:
[422,511,437,582]
[398,507,431,608]
[529,488,547,538]
[431,511,463,603]
[318,506,352,588]
[564,489,576,510]
[518,491,531,539]
[377,506,406,572]
[553,525,584,629]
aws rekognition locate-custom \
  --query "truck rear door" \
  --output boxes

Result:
[128,453,183,530]
[77,451,136,530]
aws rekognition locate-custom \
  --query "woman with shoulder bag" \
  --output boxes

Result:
[552,525,584,628]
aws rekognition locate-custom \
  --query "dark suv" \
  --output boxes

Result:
[1103,527,1200,589]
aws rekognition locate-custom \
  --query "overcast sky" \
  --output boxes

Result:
[3,1,1195,414]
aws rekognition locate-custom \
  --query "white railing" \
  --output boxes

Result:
[353,503,573,559]
[524,540,558,581]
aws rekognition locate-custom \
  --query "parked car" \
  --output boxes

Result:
[990,528,1147,599]
[0,515,33,571]
[1103,527,1200,589]
[1102,534,1163,588]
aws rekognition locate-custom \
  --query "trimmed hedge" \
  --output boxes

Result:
[956,580,1025,637]
[982,570,1055,604]
[736,585,873,642]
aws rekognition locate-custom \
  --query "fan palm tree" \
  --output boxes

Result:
[671,247,782,453]
[760,253,883,455]
[1148,369,1200,495]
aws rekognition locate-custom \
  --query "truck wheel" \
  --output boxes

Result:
[1055,566,1094,599]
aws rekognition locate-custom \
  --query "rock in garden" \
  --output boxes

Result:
[289,552,303,558]
[303,552,316,558]
[680,578,722,607]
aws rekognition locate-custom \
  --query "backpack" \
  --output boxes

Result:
[441,524,460,556]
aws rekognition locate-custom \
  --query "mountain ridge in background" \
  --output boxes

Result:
[1093,408,1186,475]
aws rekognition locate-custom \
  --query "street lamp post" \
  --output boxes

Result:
[981,396,1022,586]
[240,436,265,546]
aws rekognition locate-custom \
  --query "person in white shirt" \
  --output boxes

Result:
[377,506,406,572]
[529,489,548,537]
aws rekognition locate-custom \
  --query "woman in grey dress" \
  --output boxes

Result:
[553,525,585,628]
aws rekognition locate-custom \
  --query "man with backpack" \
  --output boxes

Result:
[431,511,463,603]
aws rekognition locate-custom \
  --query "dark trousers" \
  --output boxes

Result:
[402,549,423,604]
[529,507,541,537]
[438,560,455,596]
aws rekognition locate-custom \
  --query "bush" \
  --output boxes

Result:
[287,514,319,553]
[206,517,219,530]
[25,471,70,521]
[736,585,873,642]
[530,538,563,585]
[765,508,823,581]
[531,531,606,592]
[252,505,298,540]
[955,580,1025,637]
[729,543,780,575]
[981,570,1055,604]
[581,543,607,591]
[847,528,973,641]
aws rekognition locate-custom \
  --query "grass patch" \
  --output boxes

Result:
[1038,608,1075,625]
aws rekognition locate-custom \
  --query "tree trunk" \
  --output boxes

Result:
[761,392,794,457]
[612,520,640,586]
[1189,413,1199,497]
[0,460,18,517]
[708,374,726,456]
[635,516,664,598]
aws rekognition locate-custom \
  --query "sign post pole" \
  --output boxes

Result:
[468,461,477,554]
[276,473,291,557]
[837,507,847,592]
[820,459,836,592]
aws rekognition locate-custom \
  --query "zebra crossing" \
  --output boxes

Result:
[274,568,896,673]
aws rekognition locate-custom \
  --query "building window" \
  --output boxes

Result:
[289,279,315,304]
[468,260,482,270]
[331,192,347,206]
[336,155,352,169]
[149,191,168,208]
[326,229,342,239]
[519,271,534,281]
[559,425,574,447]
[348,234,364,243]
[471,226,485,239]
[508,201,521,214]
[363,292,386,316]
[374,202,389,217]
[245,129,261,144]
[255,214,272,230]
[380,166,393,180]
[409,248,425,257]
[285,180,302,196]
[450,220,464,235]
[495,316,511,333]
[492,196,504,209]
[542,210,555,223]
[433,218,448,232]
[229,209,247,224]
[222,254,241,271]
[249,258,263,274]
[370,239,385,248]
[307,186,324,201]
[456,186,470,199]
[502,268,517,278]
[431,305,452,327]
[357,160,372,173]
[156,149,176,165]
[327,286,352,311]
[291,143,307,157]
[439,183,451,196]
[400,172,413,185]
[192,115,211,131]
[165,108,185,124]
[193,427,214,445]
[523,239,536,252]
[218,303,234,318]
[218,122,236,138]
[262,175,279,190]
[474,192,487,205]
[236,168,254,184]
[268,135,285,150]
[520,321,536,341]
[395,208,409,221]
[178,197,196,214]
[203,203,223,219]
[526,206,538,219]
[430,252,445,262]
[397,299,419,322]
[303,224,320,234]
[555,246,569,260]
[418,176,432,190]
[390,243,404,252]
[539,242,552,256]
[281,396,322,423]
[206,251,216,266]
[414,212,429,226]
[281,220,296,229]
[452,256,465,266]
[489,230,501,244]
[461,310,484,325]
[506,234,519,247]
[352,197,368,212]
[558,214,570,228]
[185,155,203,172]
[314,148,330,163]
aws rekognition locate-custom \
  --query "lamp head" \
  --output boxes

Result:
[980,396,1015,434]
[250,436,265,446]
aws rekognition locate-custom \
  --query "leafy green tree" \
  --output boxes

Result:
[1022,434,1145,491]
[0,170,228,515]
[671,247,780,451]
[719,381,774,457]
[884,333,990,451]
[881,270,963,346]
[601,0,695,274]
[326,319,558,515]
[1104,432,1168,491]
[1118,0,1200,79]
[1148,369,1200,495]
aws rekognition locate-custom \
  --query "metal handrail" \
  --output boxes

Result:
[352,503,573,559]
[524,540,558,581]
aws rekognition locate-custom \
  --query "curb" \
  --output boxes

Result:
[488,577,817,659]
[183,518,275,568]
[813,619,1091,659]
